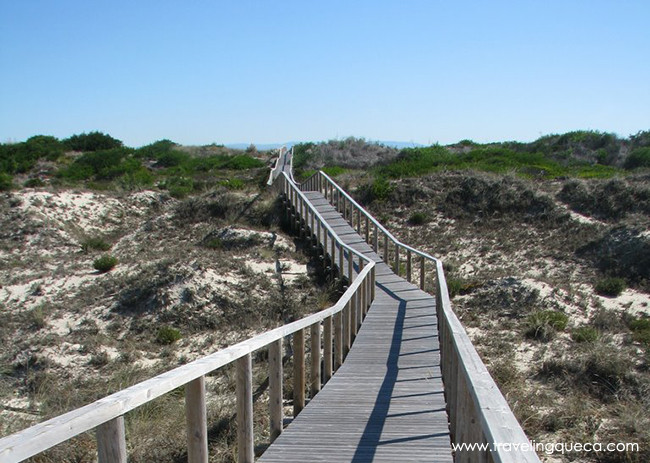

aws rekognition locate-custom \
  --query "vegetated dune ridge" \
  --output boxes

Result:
[0,186,340,461]
[300,132,649,463]
[0,138,345,462]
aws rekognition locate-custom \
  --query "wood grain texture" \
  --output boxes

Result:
[236,354,254,463]
[96,416,126,463]
[185,376,208,463]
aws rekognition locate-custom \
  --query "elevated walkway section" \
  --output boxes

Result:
[259,191,453,462]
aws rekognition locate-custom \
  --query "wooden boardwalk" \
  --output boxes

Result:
[258,192,453,462]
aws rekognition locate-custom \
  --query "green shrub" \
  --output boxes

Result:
[370,177,392,201]
[156,326,181,345]
[64,131,123,152]
[445,277,479,298]
[321,166,346,177]
[93,255,118,273]
[525,310,569,341]
[23,178,45,188]
[204,238,224,249]
[218,178,245,190]
[135,139,177,159]
[594,277,626,297]
[407,212,428,225]
[629,318,650,346]
[223,154,265,170]
[81,237,111,253]
[0,173,13,191]
[571,326,599,343]
[154,150,190,168]
[58,147,138,181]
[162,177,194,198]
[292,142,316,169]
[624,147,650,169]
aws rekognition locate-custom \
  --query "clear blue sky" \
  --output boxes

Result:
[1,1,649,147]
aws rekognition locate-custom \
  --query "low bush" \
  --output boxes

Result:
[624,147,650,169]
[629,318,650,346]
[218,178,245,190]
[407,211,428,225]
[93,255,118,273]
[525,310,569,341]
[23,178,45,188]
[81,237,111,253]
[156,326,181,345]
[595,277,626,297]
[63,131,122,152]
[321,166,346,177]
[0,173,13,191]
[162,176,194,198]
[571,326,599,343]
[370,177,392,201]
[446,278,480,298]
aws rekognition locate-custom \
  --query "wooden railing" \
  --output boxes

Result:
[0,171,375,463]
[301,171,541,463]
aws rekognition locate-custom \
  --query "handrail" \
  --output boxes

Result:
[0,163,375,463]
[309,170,432,260]
[301,171,541,463]
[266,146,286,185]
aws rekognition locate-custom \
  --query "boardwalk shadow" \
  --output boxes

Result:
[350,281,449,462]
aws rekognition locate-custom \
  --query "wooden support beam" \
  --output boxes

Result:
[310,323,321,396]
[394,244,400,275]
[334,312,343,370]
[293,329,305,417]
[269,340,283,442]
[185,376,208,463]
[420,256,425,290]
[406,249,412,283]
[236,354,254,463]
[96,416,127,463]
[323,316,333,383]
[347,250,353,283]
[342,301,351,358]
[365,215,369,243]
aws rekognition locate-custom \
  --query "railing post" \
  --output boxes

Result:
[310,207,315,242]
[186,376,208,463]
[383,233,389,262]
[269,339,283,442]
[97,416,127,463]
[293,329,305,416]
[334,311,343,369]
[236,353,254,463]
[359,260,365,320]
[371,266,376,302]
[323,316,333,383]
[394,244,400,275]
[420,256,425,290]
[350,288,358,341]
[316,219,322,252]
[343,301,351,357]
[330,233,336,277]
[356,208,361,234]
[365,215,369,243]
[373,223,378,252]
[299,197,305,239]
[406,250,412,283]
[359,279,366,328]
[338,242,344,278]
[310,323,321,396]
[348,250,354,282]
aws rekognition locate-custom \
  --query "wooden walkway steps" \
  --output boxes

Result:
[258,191,453,462]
